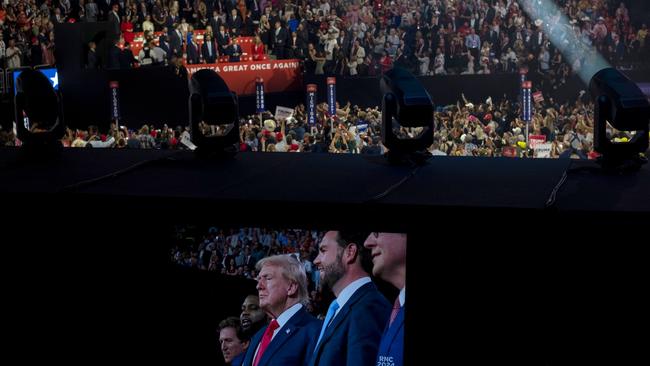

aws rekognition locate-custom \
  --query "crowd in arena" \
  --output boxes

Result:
[1,91,616,159]
[172,227,322,286]
[1,1,647,158]
[1,0,648,75]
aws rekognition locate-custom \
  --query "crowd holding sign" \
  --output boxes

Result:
[534,143,553,158]
[528,135,547,150]
[275,106,295,121]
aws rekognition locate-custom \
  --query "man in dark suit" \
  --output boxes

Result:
[169,55,188,79]
[202,34,218,63]
[486,3,497,26]
[288,31,304,59]
[107,39,122,69]
[209,9,223,32]
[169,24,183,57]
[216,25,231,55]
[108,3,121,39]
[228,38,242,62]
[87,41,99,68]
[119,42,138,69]
[309,231,391,366]
[186,35,200,64]
[241,254,321,366]
[272,21,288,59]
[364,233,407,366]
[227,8,243,36]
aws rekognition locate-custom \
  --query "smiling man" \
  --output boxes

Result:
[309,231,391,366]
[364,232,407,366]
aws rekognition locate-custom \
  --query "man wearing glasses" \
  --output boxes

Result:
[364,232,407,366]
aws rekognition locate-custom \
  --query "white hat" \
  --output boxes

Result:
[534,19,543,27]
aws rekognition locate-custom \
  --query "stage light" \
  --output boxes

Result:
[188,69,239,156]
[589,68,650,169]
[380,67,434,163]
[14,68,65,154]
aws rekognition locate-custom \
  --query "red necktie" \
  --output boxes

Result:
[253,319,279,366]
[389,297,401,326]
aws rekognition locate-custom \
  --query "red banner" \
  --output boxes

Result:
[185,59,303,96]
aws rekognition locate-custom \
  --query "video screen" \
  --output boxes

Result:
[170,226,406,366]
[12,67,59,93]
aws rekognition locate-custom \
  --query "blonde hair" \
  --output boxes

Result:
[256,254,308,303]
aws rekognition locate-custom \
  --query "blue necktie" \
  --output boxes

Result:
[314,299,339,352]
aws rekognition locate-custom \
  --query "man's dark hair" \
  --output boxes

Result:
[218,316,249,342]
[335,230,373,275]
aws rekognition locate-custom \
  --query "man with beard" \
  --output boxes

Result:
[364,232,407,366]
[309,231,391,366]
[241,255,321,366]
[240,294,268,339]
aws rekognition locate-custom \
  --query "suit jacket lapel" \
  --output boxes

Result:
[242,325,266,366]
[258,308,307,366]
[313,282,374,355]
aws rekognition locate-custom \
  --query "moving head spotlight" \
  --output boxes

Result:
[589,68,650,169]
[189,69,239,156]
[380,67,434,162]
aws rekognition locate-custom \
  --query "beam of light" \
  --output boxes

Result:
[517,0,610,84]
